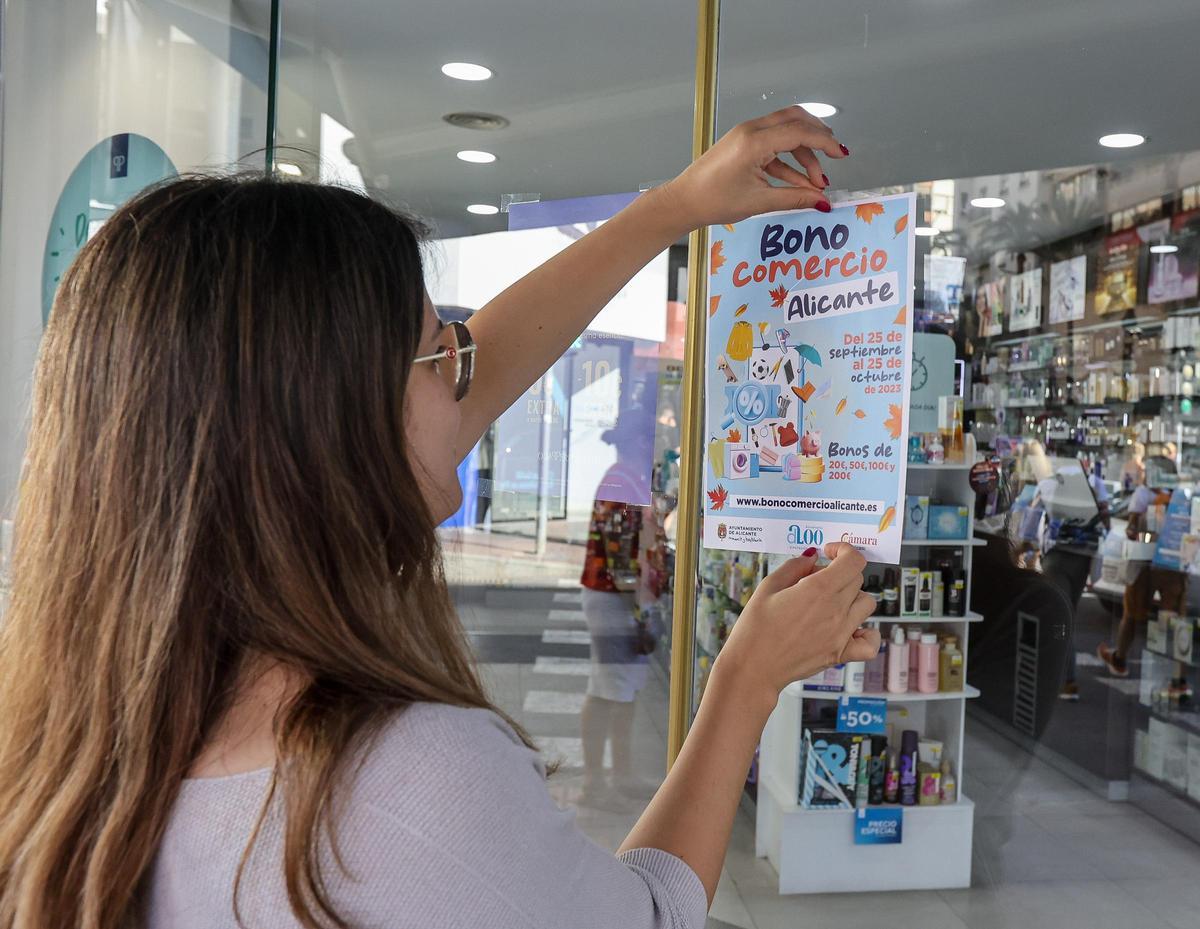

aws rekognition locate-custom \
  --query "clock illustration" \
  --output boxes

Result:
[911,353,929,393]
[42,133,176,326]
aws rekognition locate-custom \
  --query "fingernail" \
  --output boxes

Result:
[815,200,832,213]
[839,143,850,156]
[801,546,818,558]
[821,173,830,187]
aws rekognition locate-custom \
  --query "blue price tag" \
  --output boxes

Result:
[837,696,887,735]
[855,807,903,845]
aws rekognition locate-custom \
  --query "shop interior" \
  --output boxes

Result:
[3,1,1200,928]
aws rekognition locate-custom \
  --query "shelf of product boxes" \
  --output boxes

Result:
[907,461,975,471]
[786,683,981,704]
[901,538,987,547]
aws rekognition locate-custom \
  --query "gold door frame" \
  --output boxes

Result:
[667,0,720,768]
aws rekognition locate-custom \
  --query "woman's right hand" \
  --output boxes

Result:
[713,542,880,702]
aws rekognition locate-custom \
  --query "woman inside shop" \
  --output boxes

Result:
[0,107,879,928]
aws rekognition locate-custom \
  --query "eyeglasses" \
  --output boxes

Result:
[413,320,476,402]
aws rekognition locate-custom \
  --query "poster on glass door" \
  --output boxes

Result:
[703,193,916,563]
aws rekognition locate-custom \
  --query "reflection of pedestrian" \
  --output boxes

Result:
[578,422,659,811]
[1098,482,1183,676]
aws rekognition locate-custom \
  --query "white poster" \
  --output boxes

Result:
[1049,256,1087,324]
[703,193,916,563]
[1008,268,1043,332]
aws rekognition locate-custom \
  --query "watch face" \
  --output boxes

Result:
[42,133,176,326]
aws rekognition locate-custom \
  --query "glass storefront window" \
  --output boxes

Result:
[4,1,1200,927]
[704,0,1200,923]
[1,0,270,594]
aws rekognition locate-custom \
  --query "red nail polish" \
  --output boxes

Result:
[839,143,850,156]
[802,546,818,558]
[815,200,832,213]
[821,173,830,187]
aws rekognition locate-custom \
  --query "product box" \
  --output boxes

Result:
[1146,718,1168,781]
[1188,734,1200,803]
[1140,649,1162,707]
[802,664,846,693]
[928,504,970,540]
[900,567,921,617]
[1163,722,1189,791]
[1147,615,1170,655]
[800,729,864,809]
[1172,616,1196,664]
[1134,728,1149,774]
[904,495,929,540]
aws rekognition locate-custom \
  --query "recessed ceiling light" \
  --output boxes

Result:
[276,162,302,176]
[467,203,499,215]
[915,226,939,236]
[1099,133,1145,148]
[1150,244,1179,254]
[970,197,1005,209]
[798,102,838,118]
[457,150,497,164]
[441,62,492,81]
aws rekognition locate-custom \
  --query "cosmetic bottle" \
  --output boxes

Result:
[855,746,871,809]
[864,623,887,693]
[881,568,900,617]
[844,661,866,694]
[887,625,909,694]
[868,737,888,805]
[940,758,957,805]
[918,571,933,616]
[863,574,883,609]
[901,568,919,616]
[952,571,966,616]
[940,636,964,692]
[906,627,922,692]
[918,633,940,694]
[883,750,900,804]
[932,575,945,617]
[898,730,919,806]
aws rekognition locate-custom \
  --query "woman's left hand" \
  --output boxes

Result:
[661,105,850,230]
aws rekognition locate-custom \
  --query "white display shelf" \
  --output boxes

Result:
[755,462,977,895]
[901,538,987,547]
[786,684,981,703]
[907,461,974,470]
[871,610,984,623]
[757,772,975,893]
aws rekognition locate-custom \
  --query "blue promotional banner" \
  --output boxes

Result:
[855,807,904,845]
[703,194,916,563]
[1152,487,1192,571]
[836,696,888,735]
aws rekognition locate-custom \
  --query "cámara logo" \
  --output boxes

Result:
[841,531,878,547]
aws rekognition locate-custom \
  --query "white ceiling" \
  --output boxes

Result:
[240,0,1200,240]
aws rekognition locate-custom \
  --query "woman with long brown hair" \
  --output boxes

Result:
[0,107,877,928]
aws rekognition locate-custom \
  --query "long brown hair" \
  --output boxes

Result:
[0,175,532,928]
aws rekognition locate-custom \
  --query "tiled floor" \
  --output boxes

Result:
[462,581,1199,929]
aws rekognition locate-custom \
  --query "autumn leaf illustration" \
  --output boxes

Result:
[709,295,721,317]
[893,304,907,325]
[854,409,867,419]
[734,303,749,317]
[884,403,903,440]
[894,214,909,236]
[727,428,741,442]
[878,505,896,533]
[855,202,885,224]
[710,240,726,275]
[769,285,789,308]
[722,223,736,232]
[835,398,847,415]
[707,485,729,511]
